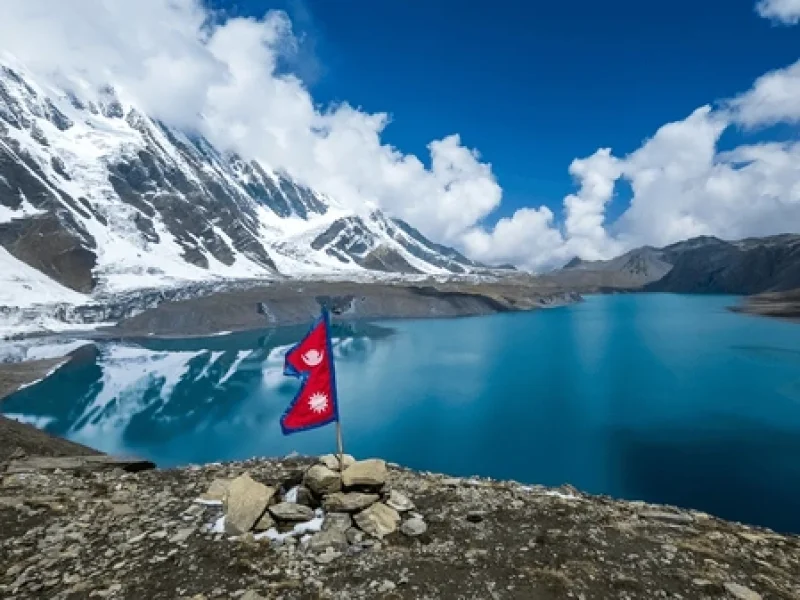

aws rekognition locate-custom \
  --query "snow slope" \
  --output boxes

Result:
[0,54,489,319]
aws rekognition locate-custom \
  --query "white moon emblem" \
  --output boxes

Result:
[301,349,324,367]
[308,392,328,414]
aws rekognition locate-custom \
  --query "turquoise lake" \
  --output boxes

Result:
[4,294,800,533]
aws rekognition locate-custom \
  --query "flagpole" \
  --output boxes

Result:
[324,305,345,472]
[336,420,344,471]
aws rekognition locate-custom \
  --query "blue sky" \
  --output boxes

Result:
[210,0,800,224]
[13,0,795,269]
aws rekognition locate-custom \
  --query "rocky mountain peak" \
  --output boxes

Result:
[0,60,486,308]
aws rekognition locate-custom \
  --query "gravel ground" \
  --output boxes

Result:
[1,456,798,599]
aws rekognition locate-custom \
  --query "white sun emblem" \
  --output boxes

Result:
[301,349,324,367]
[308,392,329,414]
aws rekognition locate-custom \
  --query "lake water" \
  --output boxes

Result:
[4,294,800,533]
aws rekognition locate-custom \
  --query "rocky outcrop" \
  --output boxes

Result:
[731,287,800,322]
[1,455,798,599]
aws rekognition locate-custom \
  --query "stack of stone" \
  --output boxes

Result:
[200,455,426,561]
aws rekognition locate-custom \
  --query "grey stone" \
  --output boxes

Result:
[303,464,342,496]
[308,529,348,554]
[342,459,387,488]
[269,502,314,522]
[315,547,342,564]
[323,492,380,513]
[240,592,267,600]
[385,489,414,512]
[400,517,427,537]
[295,486,315,507]
[353,502,400,539]
[723,583,762,600]
[346,527,364,545]
[322,512,353,532]
[638,510,694,525]
[224,474,276,535]
[169,527,195,543]
[466,511,486,523]
[253,513,275,532]
[200,479,232,502]
[319,454,356,471]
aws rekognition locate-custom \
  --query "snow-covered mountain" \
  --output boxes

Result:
[0,57,489,310]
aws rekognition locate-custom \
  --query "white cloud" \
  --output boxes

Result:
[728,60,800,127]
[1,0,799,273]
[756,0,800,24]
[0,0,501,249]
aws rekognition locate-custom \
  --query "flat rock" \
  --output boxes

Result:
[200,479,231,502]
[638,510,694,525]
[323,492,380,513]
[353,502,400,539]
[319,453,356,471]
[269,502,314,522]
[723,583,762,600]
[386,489,414,512]
[322,512,353,532]
[342,459,387,488]
[303,464,342,495]
[400,517,427,537]
[224,474,276,535]
[308,528,348,553]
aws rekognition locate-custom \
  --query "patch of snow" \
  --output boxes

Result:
[544,491,579,501]
[208,515,226,533]
[193,498,223,507]
[283,486,299,503]
[0,246,89,308]
[253,509,325,543]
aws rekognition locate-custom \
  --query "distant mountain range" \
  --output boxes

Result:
[551,234,800,294]
[0,58,506,309]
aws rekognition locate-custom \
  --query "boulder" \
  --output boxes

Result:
[400,517,427,537]
[224,474,276,535]
[200,479,231,502]
[320,453,356,471]
[353,503,400,539]
[323,492,380,513]
[304,464,342,495]
[342,459,387,488]
[308,529,348,554]
[269,502,315,522]
[385,489,414,512]
[253,513,275,532]
[295,486,315,507]
[322,512,353,533]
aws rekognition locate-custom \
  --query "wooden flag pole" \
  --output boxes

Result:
[336,420,344,473]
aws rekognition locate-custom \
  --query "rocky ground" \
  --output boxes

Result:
[103,279,581,338]
[1,454,798,600]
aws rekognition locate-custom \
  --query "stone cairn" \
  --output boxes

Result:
[198,456,426,563]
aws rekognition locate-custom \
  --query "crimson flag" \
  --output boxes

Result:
[281,308,339,434]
